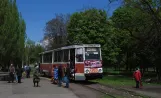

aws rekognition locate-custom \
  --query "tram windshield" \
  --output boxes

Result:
[85,47,101,60]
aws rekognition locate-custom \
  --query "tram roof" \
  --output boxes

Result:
[39,44,101,54]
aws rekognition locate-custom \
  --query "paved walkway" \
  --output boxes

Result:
[0,78,78,98]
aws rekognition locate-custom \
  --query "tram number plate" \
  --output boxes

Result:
[90,69,98,73]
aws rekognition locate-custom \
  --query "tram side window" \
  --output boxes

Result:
[39,55,42,63]
[43,53,52,63]
[76,48,83,62]
[63,49,69,62]
[54,51,58,62]
[57,50,63,62]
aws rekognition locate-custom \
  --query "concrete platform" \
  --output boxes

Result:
[0,78,79,98]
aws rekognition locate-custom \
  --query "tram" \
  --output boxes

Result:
[39,44,103,81]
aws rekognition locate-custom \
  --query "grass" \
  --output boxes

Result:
[99,67,160,86]
[93,75,153,98]
[92,75,134,86]
[92,75,158,87]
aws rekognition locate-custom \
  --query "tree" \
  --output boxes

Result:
[0,0,26,68]
[44,14,70,50]
[67,8,124,68]
[67,8,108,45]
[24,38,44,65]
[110,0,161,78]
[111,6,153,71]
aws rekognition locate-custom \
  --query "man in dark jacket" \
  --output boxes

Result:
[16,66,23,83]
[58,65,62,87]
[26,65,31,78]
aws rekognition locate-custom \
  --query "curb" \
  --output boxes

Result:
[40,77,51,81]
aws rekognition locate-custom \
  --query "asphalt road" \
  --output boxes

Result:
[0,78,79,98]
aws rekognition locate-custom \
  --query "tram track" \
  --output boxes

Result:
[73,80,121,98]
[73,81,148,98]
[74,81,116,98]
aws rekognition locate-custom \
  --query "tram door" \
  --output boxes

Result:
[70,49,75,80]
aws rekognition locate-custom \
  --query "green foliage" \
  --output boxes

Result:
[108,0,161,79]
[110,6,152,69]
[67,8,108,45]
[67,8,120,65]
[24,38,44,64]
[0,0,26,67]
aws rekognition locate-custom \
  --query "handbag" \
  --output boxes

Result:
[63,76,69,83]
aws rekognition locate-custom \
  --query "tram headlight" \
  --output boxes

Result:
[98,69,102,73]
[85,69,89,74]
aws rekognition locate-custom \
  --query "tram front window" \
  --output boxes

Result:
[85,47,100,60]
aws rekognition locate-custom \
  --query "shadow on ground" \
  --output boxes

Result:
[72,80,98,85]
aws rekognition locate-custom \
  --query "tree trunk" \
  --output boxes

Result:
[142,68,145,77]
[130,66,132,72]
[114,65,117,71]
[126,65,129,71]
[156,67,161,80]
[154,67,156,72]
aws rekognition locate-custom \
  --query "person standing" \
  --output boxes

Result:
[69,60,75,80]
[53,66,58,84]
[8,64,15,83]
[64,63,70,88]
[26,65,31,78]
[16,66,23,83]
[133,67,142,88]
[58,65,63,87]
[33,66,40,87]
[28,65,31,78]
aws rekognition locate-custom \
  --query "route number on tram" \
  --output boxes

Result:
[90,68,98,73]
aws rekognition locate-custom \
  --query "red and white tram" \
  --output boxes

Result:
[39,44,103,81]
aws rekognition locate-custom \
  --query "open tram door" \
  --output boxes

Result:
[69,49,75,80]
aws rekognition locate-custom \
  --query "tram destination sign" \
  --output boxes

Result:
[86,47,97,51]
[83,44,100,47]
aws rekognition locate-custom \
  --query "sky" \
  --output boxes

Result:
[16,0,121,42]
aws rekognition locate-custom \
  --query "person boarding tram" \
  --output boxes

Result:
[63,63,70,88]
[58,65,63,87]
